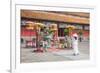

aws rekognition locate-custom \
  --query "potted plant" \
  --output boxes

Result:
[64,28,69,36]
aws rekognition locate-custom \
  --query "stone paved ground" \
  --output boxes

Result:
[20,41,89,63]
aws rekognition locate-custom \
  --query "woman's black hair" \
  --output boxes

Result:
[74,36,77,40]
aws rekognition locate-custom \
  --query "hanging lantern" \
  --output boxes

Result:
[66,25,76,36]
[50,24,58,31]
[25,21,35,30]
[66,25,75,30]
[34,23,45,30]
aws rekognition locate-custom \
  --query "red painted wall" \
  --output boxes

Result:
[21,29,36,36]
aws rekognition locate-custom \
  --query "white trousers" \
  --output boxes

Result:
[73,43,79,54]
